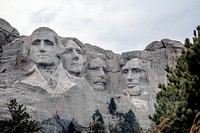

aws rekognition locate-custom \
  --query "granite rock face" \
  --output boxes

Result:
[0,18,19,51]
[0,18,185,131]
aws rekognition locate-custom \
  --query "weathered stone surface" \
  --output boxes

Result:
[0,18,19,49]
[0,37,27,89]
[121,39,185,89]
[119,39,184,130]
[41,114,86,133]
[0,18,21,88]
[69,76,97,119]
[0,18,185,131]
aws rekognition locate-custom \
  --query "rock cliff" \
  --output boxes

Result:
[0,18,185,131]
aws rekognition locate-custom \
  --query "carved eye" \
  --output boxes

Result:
[134,69,140,73]
[32,40,40,45]
[76,49,82,54]
[103,67,108,74]
[89,66,98,71]
[122,69,128,74]
[65,48,73,54]
[45,40,54,46]
[132,68,142,74]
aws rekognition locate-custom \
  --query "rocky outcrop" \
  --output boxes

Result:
[0,18,19,55]
[0,18,185,131]
[41,114,87,133]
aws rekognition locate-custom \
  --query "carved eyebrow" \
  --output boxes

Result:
[132,68,142,70]
[75,48,82,54]
[44,40,54,45]
[65,48,73,50]
[122,68,128,71]
[88,64,99,70]
[89,64,98,68]
[65,48,73,51]
[32,39,40,45]
[131,67,145,72]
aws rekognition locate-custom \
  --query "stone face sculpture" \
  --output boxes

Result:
[61,38,97,116]
[20,27,75,93]
[0,18,186,131]
[9,27,92,126]
[85,53,108,91]
[121,58,148,96]
[61,38,85,77]
[121,58,156,130]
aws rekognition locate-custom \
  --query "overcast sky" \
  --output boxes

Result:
[0,0,200,54]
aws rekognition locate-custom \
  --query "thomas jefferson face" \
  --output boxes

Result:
[85,57,107,90]
[122,58,146,96]
[30,30,60,66]
[62,40,84,77]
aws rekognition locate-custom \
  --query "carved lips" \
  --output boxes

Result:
[127,84,136,88]
[126,82,139,88]
[38,55,48,58]
[93,79,106,89]
[70,62,82,67]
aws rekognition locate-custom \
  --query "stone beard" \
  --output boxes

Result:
[122,58,147,96]
[61,39,85,77]
[85,56,108,91]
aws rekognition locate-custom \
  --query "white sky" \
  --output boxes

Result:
[0,0,200,54]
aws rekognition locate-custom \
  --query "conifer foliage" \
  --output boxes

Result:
[108,97,117,115]
[117,109,141,133]
[88,109,106,133]
[2,99,41,133]
[150,26,200,132]
[68,121,82,133]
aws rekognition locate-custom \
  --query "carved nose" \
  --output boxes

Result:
[127,72,134,81]
[98,67,105,77]
[40,49,46,53]
[39,41,46,53]
[72,51,79,61]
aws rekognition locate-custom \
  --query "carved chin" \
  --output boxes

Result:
[69,68,81,73]
[92,83,105,90]
[32,57,56,66]
[125,87,141,96]
[37,61,55,66]
[68,66,82,73]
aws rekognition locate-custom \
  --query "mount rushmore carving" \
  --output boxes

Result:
[0,18,185,130]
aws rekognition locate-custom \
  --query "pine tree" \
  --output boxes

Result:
[89,109,106,133]
[150,26,200,132]
[118,109,142,133]
[108,123,119,133]
[108,98,117,115]
[3,99,41,133]
[68,121,82,133]
[68,121,76,133]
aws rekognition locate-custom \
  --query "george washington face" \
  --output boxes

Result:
[30,29,60,66]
